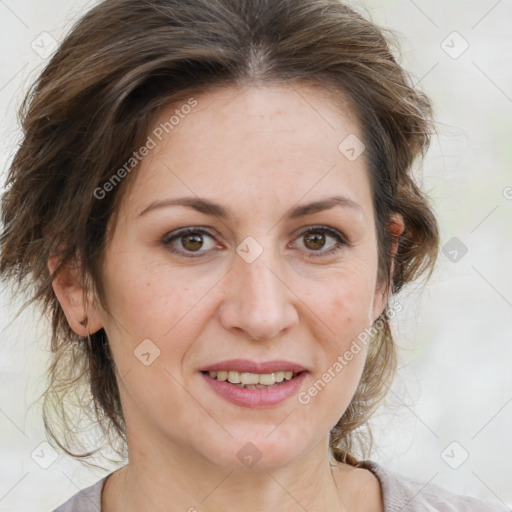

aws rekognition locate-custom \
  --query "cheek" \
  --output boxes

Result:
[102,250,207,333]
[323,289,371,379]
[304,285,372,424]
[300,261,376,407]
[308,264,376,337]
[99,255,208,378]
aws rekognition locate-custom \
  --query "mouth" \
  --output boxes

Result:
[201,370,304,389]
[199,358,308,389]
[198,360,309,408]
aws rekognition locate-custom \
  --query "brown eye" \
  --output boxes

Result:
[303,231,327,251]
[162,228,217,257]
[295,226,348,258]
[181,233,204,252]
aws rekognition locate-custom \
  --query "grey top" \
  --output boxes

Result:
[53,460,510,511]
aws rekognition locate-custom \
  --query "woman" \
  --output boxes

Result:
[0,0,508,510]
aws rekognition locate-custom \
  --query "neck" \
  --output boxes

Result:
[103,434,360,512]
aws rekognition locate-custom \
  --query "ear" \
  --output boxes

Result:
[372,213,405,321]
[48,255,103,336]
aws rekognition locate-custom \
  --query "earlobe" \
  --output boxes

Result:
[48,256,103,336]
[389,213,405,259]
[372,213,405,321]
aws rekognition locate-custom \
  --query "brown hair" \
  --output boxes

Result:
[0,0,439,466]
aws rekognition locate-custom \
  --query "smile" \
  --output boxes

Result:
[205,370,298,388]
[200,370,307,408]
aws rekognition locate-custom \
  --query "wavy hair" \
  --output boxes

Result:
[0,0,439,465]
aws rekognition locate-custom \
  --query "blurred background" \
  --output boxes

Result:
[0,0,511,510]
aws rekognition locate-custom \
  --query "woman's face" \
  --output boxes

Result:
[96,83,397,470]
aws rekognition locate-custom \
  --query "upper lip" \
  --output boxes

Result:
[199,359,308,374]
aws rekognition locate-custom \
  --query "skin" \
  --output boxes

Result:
[50,83,404,511]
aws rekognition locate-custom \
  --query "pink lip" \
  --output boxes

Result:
[201,371,308,408]
[199,359,308,374]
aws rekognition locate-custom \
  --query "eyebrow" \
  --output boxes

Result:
[138,194,363,219]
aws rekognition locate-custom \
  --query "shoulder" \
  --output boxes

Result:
[358,460,510,512]
[52,475,108,512]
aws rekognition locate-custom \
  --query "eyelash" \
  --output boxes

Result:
[161,226,349,259]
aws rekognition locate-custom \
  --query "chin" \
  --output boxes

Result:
[199,432,308,471]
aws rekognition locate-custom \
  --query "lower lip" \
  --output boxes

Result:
[201,372,308,408]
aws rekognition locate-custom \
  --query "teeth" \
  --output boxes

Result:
[258,373,275,385]
[240,373,260,385]
[207,370,299,386]
[228,371,241,383]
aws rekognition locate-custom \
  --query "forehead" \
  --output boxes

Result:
[118,83,372,224]
[154,82,362,159]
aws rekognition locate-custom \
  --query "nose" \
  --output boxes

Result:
[217,243,299,341]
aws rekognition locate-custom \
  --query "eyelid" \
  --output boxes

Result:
[161,226,219,257]
[161,226,216,244]
[161,225,349,258]
[292,224,349,244]
[290,225,350,258]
